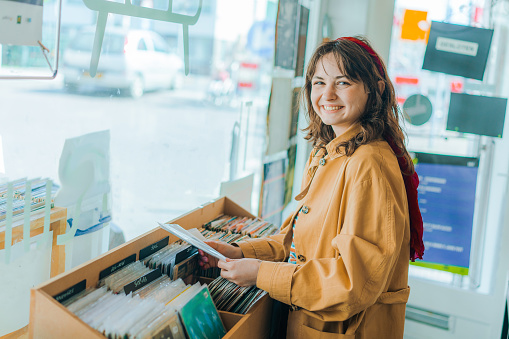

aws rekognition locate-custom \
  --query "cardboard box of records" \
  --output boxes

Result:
[29,197,275,339]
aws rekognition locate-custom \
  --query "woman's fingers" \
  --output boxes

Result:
[218,258,260,287]
[198,241,244,269]
[217,259,232,270]
[198,241,222,268]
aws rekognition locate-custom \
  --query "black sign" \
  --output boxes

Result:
[99,254,136,280]
[423,21,493,80]
[123,269,162,295]
[175,246,198,265]
[53,280,86,304]
[139,236,169,260]
[447,92,507,138]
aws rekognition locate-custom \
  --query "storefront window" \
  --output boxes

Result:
[0,0,277,241]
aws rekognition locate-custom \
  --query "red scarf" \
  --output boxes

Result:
[336,37,425,261]
[385,138,425,261]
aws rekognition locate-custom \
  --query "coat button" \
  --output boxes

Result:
[290,304,301,311]
[301,206,309,214]
[297,254,306,262]
[319,158,326,166]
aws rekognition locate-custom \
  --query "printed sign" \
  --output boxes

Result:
[139,236,169,260]
[54,280,86,304]
[99,254,136,280]
[411,153,479,275]
[123,269,162,294]
[435,37,478,57]
[0,0,43,46]
[422,21,493,80]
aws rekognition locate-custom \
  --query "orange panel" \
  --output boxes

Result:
[401,9,429,41]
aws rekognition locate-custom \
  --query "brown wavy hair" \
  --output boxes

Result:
[302,36,414,175]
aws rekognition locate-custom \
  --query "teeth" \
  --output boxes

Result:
[323,106,341,111]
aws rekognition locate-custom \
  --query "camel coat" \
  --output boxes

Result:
[237,124,411,338]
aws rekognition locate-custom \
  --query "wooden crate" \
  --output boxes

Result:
[29,197,272,338]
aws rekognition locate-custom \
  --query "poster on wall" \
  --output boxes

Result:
[422,21,493,80]
[274,0,298,70]
[0,0,43,46]
[259,151,288,227]
[411,152,479,275]
[294,5,309,77]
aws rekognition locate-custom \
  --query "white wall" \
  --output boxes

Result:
[325,0,395,64]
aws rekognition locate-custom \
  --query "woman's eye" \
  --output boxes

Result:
[313,81,325,85]
[337,81,349,86]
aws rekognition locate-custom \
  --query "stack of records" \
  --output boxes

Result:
[203,215,279,238]
[198,215,279,279]
[208,276,267,315]
[199,228,250,244]
[62,259,226,339]
[143,242,198,280]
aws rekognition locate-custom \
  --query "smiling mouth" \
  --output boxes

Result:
[323,106,343,111]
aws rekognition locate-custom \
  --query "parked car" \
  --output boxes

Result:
[62,28,183,98]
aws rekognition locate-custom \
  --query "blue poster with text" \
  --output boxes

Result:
[413,153,479,275]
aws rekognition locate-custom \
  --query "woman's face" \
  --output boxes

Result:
[310,53,369,137]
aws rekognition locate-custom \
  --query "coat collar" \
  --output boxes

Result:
[299,124,363,201]
[325,124,362,160]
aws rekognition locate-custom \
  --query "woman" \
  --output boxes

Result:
[199,36,424,338]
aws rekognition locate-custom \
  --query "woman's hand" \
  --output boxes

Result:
[198,240,243,270]
[218,258,261,287]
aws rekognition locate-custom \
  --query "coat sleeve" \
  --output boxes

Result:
[236,213,293,261]
[256,157,409,321]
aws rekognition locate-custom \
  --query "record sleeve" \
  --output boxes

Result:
[158,223,228,261]
[178,285,226,339]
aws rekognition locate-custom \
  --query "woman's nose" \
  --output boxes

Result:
[322,84,337,100]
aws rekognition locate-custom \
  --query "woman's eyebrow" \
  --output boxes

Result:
[312,75,347,80]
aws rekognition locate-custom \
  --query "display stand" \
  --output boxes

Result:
[29,197,272,338]
[0,206,67,278]
[0,206,67,339]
